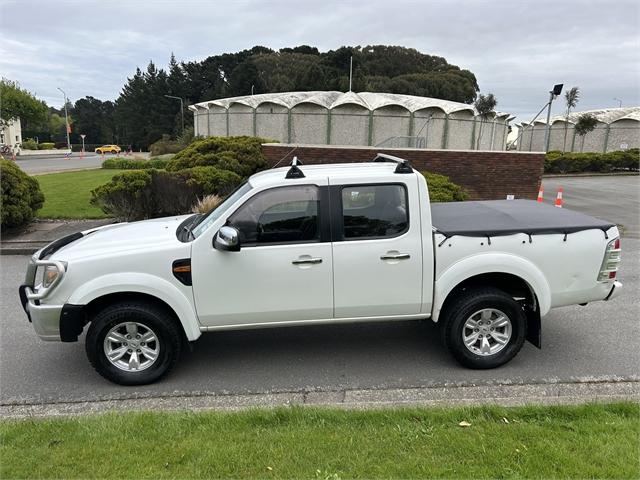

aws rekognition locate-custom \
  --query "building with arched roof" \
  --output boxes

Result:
[517,107,640,152]
[189,91,513,151]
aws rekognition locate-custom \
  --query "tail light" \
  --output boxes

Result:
[598,237,621,282]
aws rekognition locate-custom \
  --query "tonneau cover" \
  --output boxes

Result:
[431,199,615,237]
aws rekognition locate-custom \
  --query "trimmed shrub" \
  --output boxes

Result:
[90,167,241,221]
[21,138,38,150]
[545,149,639,174]
[166,136,270,177]
[149,135,183,157]
[422,171,468,202]
[102,158,170,170]
[1,159,45,228]
[37,142,55,150]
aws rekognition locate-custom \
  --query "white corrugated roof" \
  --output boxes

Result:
[189,91,510,118]
[521,106,640,126]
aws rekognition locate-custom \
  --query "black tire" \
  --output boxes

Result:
[439,287,526,369]
[110,149,117,154]
[86,301,181,385]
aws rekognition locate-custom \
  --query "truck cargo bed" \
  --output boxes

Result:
[431,199,615,238]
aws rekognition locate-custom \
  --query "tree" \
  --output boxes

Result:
[474,93,497,149]
[0,79,48,126]
[74,96,116,145]
[574,113,598,152]
[563,86,580,152]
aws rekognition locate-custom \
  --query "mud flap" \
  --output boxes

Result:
[525,306,541,348]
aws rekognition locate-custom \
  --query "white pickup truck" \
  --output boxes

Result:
[20,154,623,385]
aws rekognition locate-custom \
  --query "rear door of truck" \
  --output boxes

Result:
[330,173,424,318]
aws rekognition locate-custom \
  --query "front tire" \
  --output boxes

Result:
[440,287,526,369]
[86,301,181,385]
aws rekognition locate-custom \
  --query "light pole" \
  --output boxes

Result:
[57,87,71,151]
[164,95,184,134]
[543,84,563,152]
[613,98,622,108]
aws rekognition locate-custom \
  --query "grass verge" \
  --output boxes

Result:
[35,169,124,219]
[1,403,638,479]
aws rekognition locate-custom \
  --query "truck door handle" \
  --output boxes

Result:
[292,257,323,265]
[380,253,411,261]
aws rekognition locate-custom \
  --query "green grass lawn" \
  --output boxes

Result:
[1,403,638,479]
[35,169,124,219]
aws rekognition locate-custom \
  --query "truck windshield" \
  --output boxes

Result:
[191,182,252,238]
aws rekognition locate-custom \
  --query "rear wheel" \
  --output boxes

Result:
[440,287,526,369]
[86,301,181,385]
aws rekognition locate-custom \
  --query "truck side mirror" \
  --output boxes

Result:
[213,225,241,252]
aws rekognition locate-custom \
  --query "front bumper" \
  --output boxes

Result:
[19,285,64,341]
[19,252,86,342]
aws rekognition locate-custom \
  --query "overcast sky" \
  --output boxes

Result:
[1,0,638,122]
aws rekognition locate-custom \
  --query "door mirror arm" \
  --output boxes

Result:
[213,225,241,252]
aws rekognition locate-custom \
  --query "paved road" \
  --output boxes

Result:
[1,175,638,405]
[14,153,105,174]
[14,152,148,175]
[542,175,640,238]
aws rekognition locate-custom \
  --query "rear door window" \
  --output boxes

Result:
[341,184,408,239]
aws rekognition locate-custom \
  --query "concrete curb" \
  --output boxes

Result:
[542,172,639,178]
[2,380,638,418]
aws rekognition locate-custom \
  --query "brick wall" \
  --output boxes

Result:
[262,144,545,201]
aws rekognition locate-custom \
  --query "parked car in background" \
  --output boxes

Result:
[19,154,623,385]
[95,145,121,154]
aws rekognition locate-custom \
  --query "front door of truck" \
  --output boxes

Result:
[192,181,333,327]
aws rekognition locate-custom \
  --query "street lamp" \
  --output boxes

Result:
[164,95,185,134]
[543,84,563,152]
[613,98,623,108]
[57,87,71,151]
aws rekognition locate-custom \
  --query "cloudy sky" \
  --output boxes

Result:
[1,0,638,121]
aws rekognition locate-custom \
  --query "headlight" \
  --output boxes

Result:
[42,263,66,288]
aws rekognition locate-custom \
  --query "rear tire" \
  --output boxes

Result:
[439,287,526,369]
[86,301,181,385]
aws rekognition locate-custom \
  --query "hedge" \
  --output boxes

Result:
[90,167,241,221]
[1,159,45,228]
[545,149,639,174]
[102,158,170,170]
[422,171,468,202]
[166,136,270,177]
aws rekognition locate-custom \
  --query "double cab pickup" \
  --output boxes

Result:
[20,155,622,385]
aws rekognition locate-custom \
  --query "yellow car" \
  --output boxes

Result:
[95,145,121,154]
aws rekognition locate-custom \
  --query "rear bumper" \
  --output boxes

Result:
[605,281,623,301]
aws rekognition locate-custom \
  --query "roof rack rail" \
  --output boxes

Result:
[371,153,413,174]
[285,156,305,179]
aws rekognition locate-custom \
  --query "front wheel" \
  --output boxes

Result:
[111,149,117,154]
[440,287,526,369]
[86,301,182,385]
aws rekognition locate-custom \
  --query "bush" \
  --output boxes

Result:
[37,142,55,150]
[422,171,468,202]
[0,159,45,228]
[149,135,183,157]
[544,149,639,174]
[90,167,241,221]
[21,138,38,150]
[166,136,270,177]
[102,158,170,170]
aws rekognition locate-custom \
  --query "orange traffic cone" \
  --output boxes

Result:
[555,187,563,208]
[537,186,544,203]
